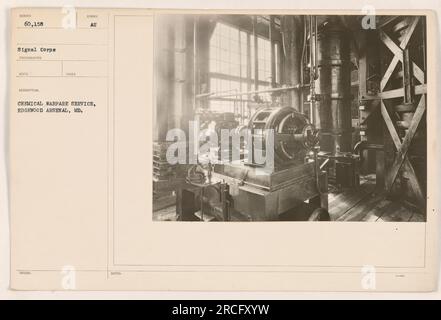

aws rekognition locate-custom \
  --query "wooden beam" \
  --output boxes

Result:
[381,99,425,207]
[381,87,404,100]
[399,17,420,50]
[385,96,426,192]
[380,17,422,91]
[380,59,424,91]
[380,56,399,91]
[380,30,403,60]
[377,16,400,29]
[415,84,427,95]
[402,159,425,208]
[381,101,402,149]
[362,84,426,101]
[412,62,425,84]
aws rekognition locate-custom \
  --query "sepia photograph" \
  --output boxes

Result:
[153,14,427,222]
[4,3,439,295]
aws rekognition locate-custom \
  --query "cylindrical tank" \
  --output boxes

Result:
[315,20,352,154]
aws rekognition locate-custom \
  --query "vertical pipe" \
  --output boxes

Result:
[309,16,317,126]
[193,17,199,111]
[288,16,302,111]
[314,16,318,78]
[309,16,314,75]
[246,32,252,118]
[280,16,290,107]
[270,16,276,89]
[253,16,259,92]
[300,16,307,114]
[238,29,243,123]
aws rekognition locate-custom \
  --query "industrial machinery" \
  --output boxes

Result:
[152,15,357,222]
[174,106,329,221]
[247,106,317,167]
[153,14,426,221]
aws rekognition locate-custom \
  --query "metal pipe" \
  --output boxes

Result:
[314,16,318,79]
[354,141,384,153]
[269,15,276,89]
[354,141,384,166]
[193,17,198,110]
[196,84,305,100]
[300,16,307,114]
[309,16,316,80]
[309,15,317,126]
[238,28,244,123]
[253,16,259,92]
[309,16,313,72]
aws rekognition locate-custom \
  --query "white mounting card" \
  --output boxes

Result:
[8,7,439,291]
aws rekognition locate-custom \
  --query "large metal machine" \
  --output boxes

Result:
[163,104,329,222]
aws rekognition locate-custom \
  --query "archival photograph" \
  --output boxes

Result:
[152,14,427,222]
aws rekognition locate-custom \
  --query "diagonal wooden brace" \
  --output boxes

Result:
[380,17,422,91]
[385,97,426,189]
[381,99,425,207]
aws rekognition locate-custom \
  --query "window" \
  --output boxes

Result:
[208,21,277,120]
[257,37,271,83]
